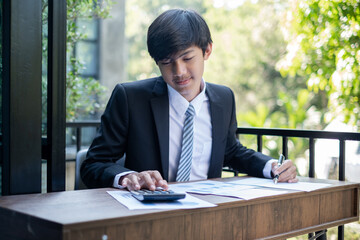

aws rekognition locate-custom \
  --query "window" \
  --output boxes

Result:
[75,18,99,79]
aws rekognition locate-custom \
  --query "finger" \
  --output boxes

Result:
[140,172,157,191]
[121,177,129,188]
[288,177,299,183]
[148,170,163,181]
[273,160,292,175]
[278,173,293,183]
[278,165,297,182]
[124,174,141,190]
[282,170,298,183]
[158,179,169,190]
[271,162,278,176]
[148,171,168,190]
[277,169,292,182]
[122,178,136,191]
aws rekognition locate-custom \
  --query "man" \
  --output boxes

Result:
[81,9,298,191]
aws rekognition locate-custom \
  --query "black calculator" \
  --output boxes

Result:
[130,189,186,202]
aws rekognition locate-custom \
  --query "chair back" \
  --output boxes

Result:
[75,149,126,190]
[75,149,89,190]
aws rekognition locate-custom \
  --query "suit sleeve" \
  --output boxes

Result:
[80,84,133,188]
[223,89,272,178]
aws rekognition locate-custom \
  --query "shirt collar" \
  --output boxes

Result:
[167,79,208,118]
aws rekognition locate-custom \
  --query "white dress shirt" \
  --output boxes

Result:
[167,80,212,182]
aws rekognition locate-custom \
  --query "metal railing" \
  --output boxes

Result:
[236,127,360,180]
[66,120,101,154]
[67,122,360,175]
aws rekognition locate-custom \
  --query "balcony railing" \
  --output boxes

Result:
[236,127,360,180]
[66,121,359,180]
[66,120,101,154]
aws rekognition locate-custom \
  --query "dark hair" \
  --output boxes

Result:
[147,9,212,63]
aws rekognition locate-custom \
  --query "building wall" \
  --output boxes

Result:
[100,0,126,100]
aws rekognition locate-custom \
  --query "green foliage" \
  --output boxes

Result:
[203,1,306,115]
[239,89,313,164]
[66,59,107,120]
[239,103,270,128]
[278,89,310,129]
[67,0,113,45]
[42,0,111,122]
[277,0,360,127]
[65,0,112,121]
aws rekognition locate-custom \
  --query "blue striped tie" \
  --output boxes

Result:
[176,104,196,182]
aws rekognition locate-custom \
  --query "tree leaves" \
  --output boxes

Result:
[278,0,360,126]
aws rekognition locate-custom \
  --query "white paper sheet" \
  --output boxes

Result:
[171,180,252,194]
[107,190,217,210]
[230,177,331,192]
[170,180,289,200]
[234,188,288,200]
[170,180,252,194]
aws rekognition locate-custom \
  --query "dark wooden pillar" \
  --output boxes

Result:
[2,0,42,195]
[46,0,66,192]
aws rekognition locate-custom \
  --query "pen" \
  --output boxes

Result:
[274,154,285,184]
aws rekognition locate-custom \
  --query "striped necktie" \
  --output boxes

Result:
[176,104,196,182]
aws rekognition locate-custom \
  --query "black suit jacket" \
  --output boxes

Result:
[81,77,272,188]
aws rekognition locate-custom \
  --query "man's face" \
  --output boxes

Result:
[157,44,212,102]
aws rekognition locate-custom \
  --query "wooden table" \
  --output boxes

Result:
[0,177,359,240]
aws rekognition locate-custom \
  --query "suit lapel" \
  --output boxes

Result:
[206,84,225,178]
[150,78,170,180]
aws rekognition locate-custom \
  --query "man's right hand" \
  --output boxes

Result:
[120,170,168,191]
